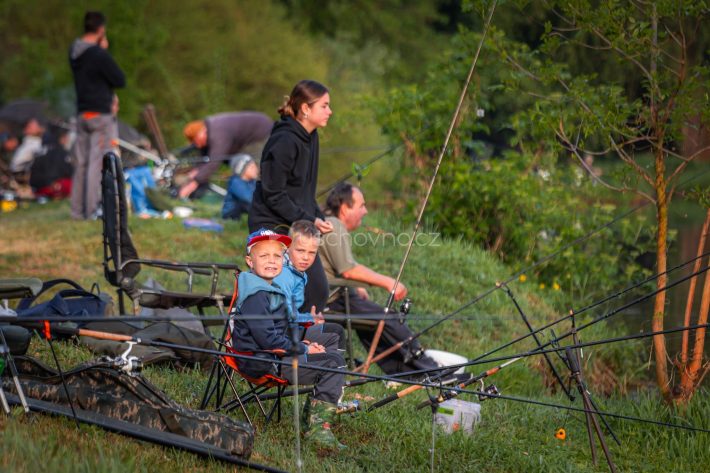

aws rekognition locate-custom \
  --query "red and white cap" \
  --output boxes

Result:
[246,228,292,254]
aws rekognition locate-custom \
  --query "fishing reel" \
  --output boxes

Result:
[102,341,143,376]
[398,297,412,324]
[476,380,500,402]
[403,346,425,365]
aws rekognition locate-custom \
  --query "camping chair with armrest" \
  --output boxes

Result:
[101,151,239,317]
[200,277,289,427]
[324,277,379,369]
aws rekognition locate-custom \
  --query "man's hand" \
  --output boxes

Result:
[390,280,408,301]
[306,342,325,354]
[311,305,325,324]
[356,287,370,300]
[315,218,334,234]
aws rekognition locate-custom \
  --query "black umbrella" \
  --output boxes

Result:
[0,99,48,129]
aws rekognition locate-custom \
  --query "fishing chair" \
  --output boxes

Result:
[210,330,289,427]
[101,151,239,317]
[324,278,378,369]
[200,280,289,427]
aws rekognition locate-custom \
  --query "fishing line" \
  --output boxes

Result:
[361,248,710,369]
[16,319,710,435]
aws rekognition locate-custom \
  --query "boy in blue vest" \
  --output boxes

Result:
[274,220,346,353]
[230,228,347,449]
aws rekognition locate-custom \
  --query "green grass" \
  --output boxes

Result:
[0,200,708,472]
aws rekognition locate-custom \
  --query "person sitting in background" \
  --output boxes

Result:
[221,154,258,220]
[0,132,19,188]
[29,124,73,200]
[10,118,46,177]
[179,112,273,199]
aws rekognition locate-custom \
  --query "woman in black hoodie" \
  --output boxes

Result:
[249,80,334,312]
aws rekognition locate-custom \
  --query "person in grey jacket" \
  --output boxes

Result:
[179,111,273,198]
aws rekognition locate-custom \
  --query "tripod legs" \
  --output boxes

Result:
[565,346,618,473]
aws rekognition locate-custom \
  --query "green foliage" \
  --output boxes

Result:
[0,0,390,185]
[372,22,654,305]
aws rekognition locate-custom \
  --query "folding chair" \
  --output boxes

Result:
[200,278,288,427]
[101,151,239,316]
[324,278,377,369]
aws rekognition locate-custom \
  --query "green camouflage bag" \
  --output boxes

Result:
[3,356,254,457]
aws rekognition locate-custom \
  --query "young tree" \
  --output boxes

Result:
[494,0,710,402]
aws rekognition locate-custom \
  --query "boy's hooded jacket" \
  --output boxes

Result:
[273,255,315,326]
[248,116,325,231]
[229,271,307,377]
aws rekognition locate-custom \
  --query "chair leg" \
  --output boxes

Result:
[201,324,230,409]
[218,361,252,426]
[117,288,126,315]
[344,287,355,369]
[200,359,222,409]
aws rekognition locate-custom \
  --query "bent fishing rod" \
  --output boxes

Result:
[357,0,499,374]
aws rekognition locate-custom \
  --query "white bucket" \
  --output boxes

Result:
[433,398,481,435]
[424,349,468,374]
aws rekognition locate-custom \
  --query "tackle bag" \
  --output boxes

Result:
[2,356,254,457]
[15,279,112,331]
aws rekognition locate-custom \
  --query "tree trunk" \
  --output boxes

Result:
[674,208,710,404]
[652,150,671,401]
[679,208,710,366]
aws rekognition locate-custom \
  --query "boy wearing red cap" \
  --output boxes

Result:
[230,228,347,449]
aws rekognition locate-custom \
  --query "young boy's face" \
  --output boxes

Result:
[246,240,285,282]
[288,235,319,272]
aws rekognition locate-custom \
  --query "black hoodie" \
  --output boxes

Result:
[248,116,325,232]
[69,39,125,114]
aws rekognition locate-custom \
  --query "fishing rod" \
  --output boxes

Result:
[358,0,499,374]
[362,262,710,407]
[16,317,710,393]
[9,259,707,395]
[362,158,710,369]
[18,318,710,438]
[316,141,406,198]
[362,240,710,370]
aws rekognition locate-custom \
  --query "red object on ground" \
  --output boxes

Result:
[36,178,72,199]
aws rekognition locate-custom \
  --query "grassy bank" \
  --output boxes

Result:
[0,200,708,472]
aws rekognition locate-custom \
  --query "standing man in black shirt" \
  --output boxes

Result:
[69,11,125,219]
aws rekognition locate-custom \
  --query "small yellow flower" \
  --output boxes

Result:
[553,282,561,291]
[519,274,527,282]
[539,283,546,289]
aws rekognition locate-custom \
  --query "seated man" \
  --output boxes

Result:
[221,154,259,220]
[10,118,46,178]
[320,182,440,376]
[230,228,347,449]
[179,111,273,198]
[273,220,346,352]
